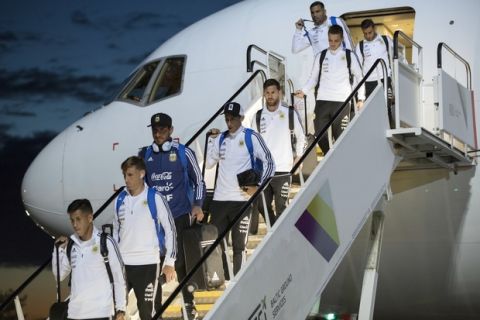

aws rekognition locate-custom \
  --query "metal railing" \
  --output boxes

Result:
[393,30,423,74]
[156,58,390,319]
[246,44,285,73]
[437,42,472,90]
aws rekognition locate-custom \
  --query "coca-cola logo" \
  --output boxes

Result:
[151,172,172,181]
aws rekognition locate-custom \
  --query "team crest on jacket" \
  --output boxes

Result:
[279,111,285,119]
[239,140,244,146]
[169,152,177,162]
[92,244,99,253]
[143,200,148,206]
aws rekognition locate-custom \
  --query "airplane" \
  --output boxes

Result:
[19,0,479,319]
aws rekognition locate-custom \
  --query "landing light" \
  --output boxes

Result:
[326,313,336,320]
[25,210,30,217]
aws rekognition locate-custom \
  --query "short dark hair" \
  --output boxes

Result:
[67,199,93,215]
[263,78,280,91]
[361,19,375,30]
[328,25,344,37]
[121,156,146,173]
[310,1,324,10]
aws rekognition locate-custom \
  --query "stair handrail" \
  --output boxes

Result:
[393,30,423,75]
[185,69,266,146]
[246,44,285,72]
[437,42,472,90]
[0,187,125,312]
[291,58,390,179]
[156,58,390,319]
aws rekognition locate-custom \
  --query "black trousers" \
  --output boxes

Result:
[125,264,161,320]
[255,173,291,226]
[174,213,194,305]
[209,200,251,277]
[313,100,350,155]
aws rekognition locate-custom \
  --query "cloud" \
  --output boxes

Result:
[0,130,57,265]
[71,10,92,26]
[0,107,36,117]
[114,52,151,66]
[0,31,18,42]
[123,12,165,29]
[0,68,120,104]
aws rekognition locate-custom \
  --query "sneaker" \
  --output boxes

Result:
[184,303,198,320]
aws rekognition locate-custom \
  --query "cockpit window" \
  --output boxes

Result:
[148,57,185,103]
[119,61,159,103]
[115,56,185,105]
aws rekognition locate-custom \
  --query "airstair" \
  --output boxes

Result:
[159,33,476,319]
[1,31,476,320]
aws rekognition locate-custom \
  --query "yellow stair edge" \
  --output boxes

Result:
[194,290,223,299]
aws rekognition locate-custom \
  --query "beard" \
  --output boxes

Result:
[266,98,279,107]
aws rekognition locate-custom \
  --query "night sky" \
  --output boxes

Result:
[0,1,241,317]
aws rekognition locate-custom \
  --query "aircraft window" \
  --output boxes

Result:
[119,61,160,103]
[148,57,185,103]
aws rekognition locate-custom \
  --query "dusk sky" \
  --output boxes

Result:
[0,1,242,317]
[1,0,242,138]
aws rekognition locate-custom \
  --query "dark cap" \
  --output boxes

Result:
[148,113,172,128]
[222,102,245,117]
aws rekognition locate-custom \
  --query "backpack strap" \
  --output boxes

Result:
[346,49,353,85]
[147,187,166,255]
[329,16,337,26]
[359,40,365,61]
[144,145,153,161]
[219,130,229,149]
[255,109,262,132]
[288,107,296,157]
[100,233,116,311]
[244,128,255,170]
[66,238,74,262]
[176,144,193,204]
[314,49,328,100]
[115,190,127,243]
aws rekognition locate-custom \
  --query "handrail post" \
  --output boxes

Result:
[437,42,472,90]
[392,30,423,129]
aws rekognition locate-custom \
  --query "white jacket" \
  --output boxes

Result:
[292,17,353,56]
[303,47,365,101]
[250,104,305,172]
[206,126,275,201]
[355,33,393,81]
[52,228,127,319]
[113,184,177,267]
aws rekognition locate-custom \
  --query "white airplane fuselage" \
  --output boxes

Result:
[21,0,479,318]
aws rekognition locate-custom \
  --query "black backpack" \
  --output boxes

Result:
[66,226,117,306]
[359,35,390,68]
[314,48,353,100]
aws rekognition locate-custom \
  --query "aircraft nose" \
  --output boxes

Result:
[21,132,67,235]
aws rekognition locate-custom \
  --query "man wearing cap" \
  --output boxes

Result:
[139,113,206,319]
[206,102,275,276]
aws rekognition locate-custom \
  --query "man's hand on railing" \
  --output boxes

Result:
[356,100,364,111]
[294,90,305,98]
[208,128,221,138]
[55,236,69,249]
[162,265,176,283]
[242,185,258,197]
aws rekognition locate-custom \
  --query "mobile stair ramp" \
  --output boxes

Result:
[206,80,397,319]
